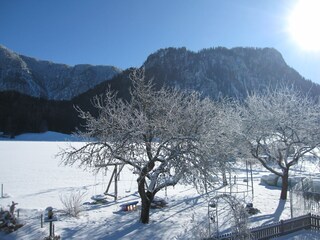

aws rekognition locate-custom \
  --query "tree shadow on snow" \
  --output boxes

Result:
[258,183,281,190]
[21,184,95,198]
[61,211,175,240]
[250,199,286,226]
[156,192,207,224]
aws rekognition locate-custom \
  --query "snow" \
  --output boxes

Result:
[0,131,81,142]
[0,132,319,239]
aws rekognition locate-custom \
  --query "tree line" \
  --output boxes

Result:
[0,91,79,137]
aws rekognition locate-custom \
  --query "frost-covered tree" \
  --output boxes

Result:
[241,87,320,200]
[60,68,224,223]
[204,100,243,186]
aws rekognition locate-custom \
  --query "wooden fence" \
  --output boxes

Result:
[207,213,320,240]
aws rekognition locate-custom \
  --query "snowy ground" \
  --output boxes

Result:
[0,132,319,239]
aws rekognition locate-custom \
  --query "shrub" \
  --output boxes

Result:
[60,191,86,218]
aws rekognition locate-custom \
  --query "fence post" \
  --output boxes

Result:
[289,187,293,218]
[309,213,312,230]
[41,214,43,228]
[49,221,52,237]
[1,184,3,198]
[250,162,254,199]
[280,220,284,235]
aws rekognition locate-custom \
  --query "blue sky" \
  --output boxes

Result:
[1,0,320,83]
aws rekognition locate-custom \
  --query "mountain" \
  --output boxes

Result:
[143,47,320,99]
[74,47,320,105]
[1,46,320,136]
[0,45,121,100]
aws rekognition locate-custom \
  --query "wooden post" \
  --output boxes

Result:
[115,165,118,201]
[105,167,116,195]
[309,213,312,229]
[250,162,254,199]
[229,172,232,194]
[216,202,219,236]
[246,161,249,190]
[41,214,43,228]
[1,184,3,198]
[290,187,293,218]
[280,220,284,235]
[204,173,208,194]
[208,203,211,237]
[49,221,53,237]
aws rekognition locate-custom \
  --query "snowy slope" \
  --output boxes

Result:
[0,131,81,142]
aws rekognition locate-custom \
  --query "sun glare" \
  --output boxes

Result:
[287,0,320,51]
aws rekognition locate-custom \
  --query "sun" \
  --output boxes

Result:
[287,0,320,52]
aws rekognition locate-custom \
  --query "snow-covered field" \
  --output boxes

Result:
[0,132,319,239]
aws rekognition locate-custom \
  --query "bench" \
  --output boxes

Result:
[119,201,139,211]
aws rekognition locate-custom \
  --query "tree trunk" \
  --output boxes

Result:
[280,169,289,200]
[140,191,155,224]
[138,176,154,224]
[140,196,151,224]
[137,160,156,224]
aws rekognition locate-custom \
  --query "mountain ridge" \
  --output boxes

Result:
[0,45,122,100]
[142,46,319,99]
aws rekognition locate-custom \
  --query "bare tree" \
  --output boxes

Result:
[241,87,320,200]
[60,68,223,223]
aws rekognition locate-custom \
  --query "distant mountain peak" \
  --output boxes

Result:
[0,45,122,100]
[143,46,317,99]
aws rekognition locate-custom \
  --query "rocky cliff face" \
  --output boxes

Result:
[143,47,318,99]
[0,45,121,100]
